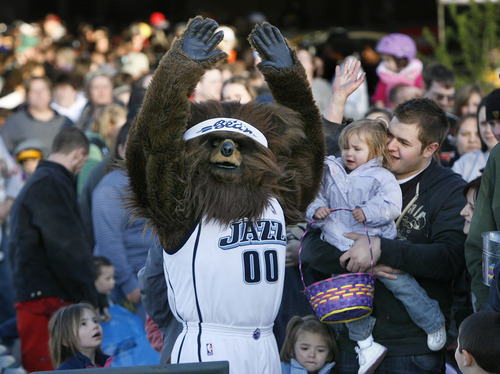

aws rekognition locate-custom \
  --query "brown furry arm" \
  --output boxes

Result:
[258,58,326,221]
[125,21,225,242]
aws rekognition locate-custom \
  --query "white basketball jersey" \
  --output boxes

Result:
[163,197,286,373]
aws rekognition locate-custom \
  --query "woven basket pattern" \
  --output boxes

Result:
[305,272,375,323]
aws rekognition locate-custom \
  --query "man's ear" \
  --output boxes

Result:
[461,349,473,367]
[422,142,439,158]
[75,147,87,158]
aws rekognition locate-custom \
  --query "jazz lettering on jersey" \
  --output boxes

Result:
[218,219,286,250]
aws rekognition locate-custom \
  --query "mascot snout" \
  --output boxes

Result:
[210,139,242,168]
[221,141,233,157]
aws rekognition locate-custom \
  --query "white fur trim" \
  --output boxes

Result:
[183,118,268,148]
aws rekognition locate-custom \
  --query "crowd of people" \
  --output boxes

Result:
[0,10,499,374]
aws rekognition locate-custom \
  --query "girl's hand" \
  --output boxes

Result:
[126,287,142,305]
[352,207,366,223]
[313,206,331,220]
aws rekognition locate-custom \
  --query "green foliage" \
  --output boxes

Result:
[423,0,500,90]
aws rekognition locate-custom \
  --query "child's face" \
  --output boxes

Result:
[293,331,330,373]
[381,54,398,72]
[342,132,370,171]
[77,308,103,356]
[21,157,41,176]
[95,265,115,295]
[460,189,477,235]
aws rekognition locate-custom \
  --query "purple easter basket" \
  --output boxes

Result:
[299,208,375,323]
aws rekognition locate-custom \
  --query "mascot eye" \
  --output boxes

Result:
[211,139,221,148]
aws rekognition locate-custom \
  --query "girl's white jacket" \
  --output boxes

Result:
[306,156,402,251]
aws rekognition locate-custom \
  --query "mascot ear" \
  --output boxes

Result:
[182,16,227,63]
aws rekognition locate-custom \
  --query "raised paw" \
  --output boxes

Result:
[182,16,226,63]
[250,23,293,69]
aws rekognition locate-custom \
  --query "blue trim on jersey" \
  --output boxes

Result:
[191,223,204,362]
[166,275,182,322]
[176,326,186,363]
[164,218,201,255]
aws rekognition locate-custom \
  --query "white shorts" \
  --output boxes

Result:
[171,322,280,374]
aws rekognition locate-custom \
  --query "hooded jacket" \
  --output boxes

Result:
[9,160,98,305]
[465,143,500,310]
[306,156,401,251]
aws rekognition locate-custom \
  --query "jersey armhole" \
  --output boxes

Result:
[163,218,201,255]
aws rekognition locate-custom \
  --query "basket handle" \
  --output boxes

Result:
[298,208,374,290]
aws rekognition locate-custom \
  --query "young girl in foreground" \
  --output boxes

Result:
[306,119,446,374]
[49,302,113,370]
[280,315,339,374]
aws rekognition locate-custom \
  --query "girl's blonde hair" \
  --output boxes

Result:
[338,118,392,168]
[49,302,100,368]
[280,315,339,367]
[91,103,127,147]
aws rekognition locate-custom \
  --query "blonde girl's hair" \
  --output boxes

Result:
[49,302,99,368]
[338,118,392,168]
[91,103,127,147]
[280,315,339,366]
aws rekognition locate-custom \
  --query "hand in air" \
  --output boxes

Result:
[182,17,226,63]
[250,23,293,69]
[332,58,366,100]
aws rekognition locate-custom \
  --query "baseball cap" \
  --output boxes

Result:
[121,52,150,77]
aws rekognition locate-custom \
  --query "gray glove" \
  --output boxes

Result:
[250,23,293,69]
[182,17,226,63]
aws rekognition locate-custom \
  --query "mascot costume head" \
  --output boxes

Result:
[126,16,325,371]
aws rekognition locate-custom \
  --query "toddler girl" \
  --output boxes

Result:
[306,119,446,374]
[372,33,423,109]
[280,315,339,374]
[49,302,114,370]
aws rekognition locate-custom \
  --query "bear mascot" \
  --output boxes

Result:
[125,16,325,373]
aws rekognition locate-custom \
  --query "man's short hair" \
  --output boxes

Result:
[423,63,455,90]
[83,70,113,95]
[458,311,500,373]
[393,98,449,151]
[24,75,52,93]
[51,127,89,155]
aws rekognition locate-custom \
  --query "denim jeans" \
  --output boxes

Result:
[378,273,445,334]
[337,349,445,374]
[348,273,445,340]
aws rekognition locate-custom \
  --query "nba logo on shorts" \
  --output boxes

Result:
[206,343,214,356]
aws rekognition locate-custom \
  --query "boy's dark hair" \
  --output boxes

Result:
[51,127,90,155]
[52,71,79,91]
[423,63,455,90]
[463,176,482,203]
[393,98,449,151]
[458,311,500,373]
[93,256,112,279]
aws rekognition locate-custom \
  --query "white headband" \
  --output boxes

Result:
[183,118,268,148]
